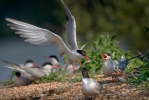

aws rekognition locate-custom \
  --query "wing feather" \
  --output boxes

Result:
[6,18,70,57]
[61,0,78,50]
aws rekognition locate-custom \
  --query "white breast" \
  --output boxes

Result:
[82,78,100,96]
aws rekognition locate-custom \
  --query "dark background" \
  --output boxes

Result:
[0,0,149,82]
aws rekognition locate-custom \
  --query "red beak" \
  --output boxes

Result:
[53,65,58,69]
[44,56,50,60]
[17,77,20,80]
[33,62,38,66]
[84,56,89,61]
[103,53,107,60]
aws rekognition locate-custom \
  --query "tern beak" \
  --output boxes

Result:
[84,56,89,61]
[17,77,20,80]
[33,62,38,66]
[53,65,58,69]
[102,53,107,60]
[44,56,50,60]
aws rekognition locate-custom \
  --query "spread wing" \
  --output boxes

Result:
[6,18,70,57]
[61,0,78,50]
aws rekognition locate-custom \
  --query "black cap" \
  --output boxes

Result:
[82,67,90,78]
[77,50,87,56]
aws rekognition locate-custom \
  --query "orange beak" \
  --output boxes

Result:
[33,62,38,66]
[84,56,89,61]
[44,56,50,60]
[53,65,58,69]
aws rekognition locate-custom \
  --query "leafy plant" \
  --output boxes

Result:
[81,34,131,74]
[1,71,15,86]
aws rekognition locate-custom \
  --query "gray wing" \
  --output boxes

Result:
[61,0,78,50]
[6,18,70,57]
[21,65,46,79]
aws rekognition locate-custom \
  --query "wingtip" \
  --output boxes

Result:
[5,18,11,21]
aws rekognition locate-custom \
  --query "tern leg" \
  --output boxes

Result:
[111,77,116,82]
[71,64,76,71]
[78,61,82,66]
[40,98,44,100]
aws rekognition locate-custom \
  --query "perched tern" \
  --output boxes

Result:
[102,53,141,81]
[13,71,31,87]
[2,60,56,80]
[82,67,103,99]
[25,60,38,68]
[13,60,37,86]
[6,0,89,71]
[44,55,80,73]
[102,53,125,81]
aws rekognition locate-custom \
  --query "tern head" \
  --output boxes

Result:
[82,67,90,78]
[103,53,111,60]
[15,71,21,79]
[76,50,89,61]
[25,60,38,67]
[42,62,58,69]
[44,55,59,62]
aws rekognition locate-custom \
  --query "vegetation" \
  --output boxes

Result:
[0,0,149,52]
[1,34,149,93]
[1,71,15,86]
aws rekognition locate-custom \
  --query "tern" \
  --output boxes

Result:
[13,60,37,86]
[2,60,57,80]
[6,0,89,71]
[102,53,141,81]
[44,55,80,73]
[13,71,31,86]
[82,67,103,99]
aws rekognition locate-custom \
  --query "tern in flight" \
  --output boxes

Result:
[6,0,89,71]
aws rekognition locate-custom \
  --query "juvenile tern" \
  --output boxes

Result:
[6,0,89,71]
[82,67,103,99]
[2,60,56,80]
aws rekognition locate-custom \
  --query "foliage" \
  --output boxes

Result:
[40,69,82,83]
[127,52,149,92]
[1,71,15,86]
[81,34,131,74]
[1,0,149,52]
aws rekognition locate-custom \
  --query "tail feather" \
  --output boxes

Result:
[1,59,25,73]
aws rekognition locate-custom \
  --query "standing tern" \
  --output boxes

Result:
[82,67,103,99]
[2,60,57,80]
[44,55,80,73]
[6,0,89,71]
[102,53,141,81]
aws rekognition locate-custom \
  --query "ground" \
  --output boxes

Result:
[0,74,149,100]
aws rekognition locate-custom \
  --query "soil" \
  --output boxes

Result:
[0,74,149,100]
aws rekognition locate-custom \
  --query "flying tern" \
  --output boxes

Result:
[6,0,89,71]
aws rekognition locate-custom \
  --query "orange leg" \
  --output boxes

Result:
[72,64,76,71]
[40,98,44,100]
[111,77,116,82]
[78,61,82,66]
